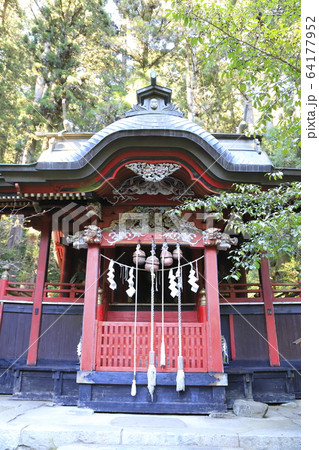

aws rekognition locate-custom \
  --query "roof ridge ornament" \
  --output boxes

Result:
[150,70,157,86]
[125,72,184,118]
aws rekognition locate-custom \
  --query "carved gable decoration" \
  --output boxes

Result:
[126,162,181,182]
[111,175,195,204]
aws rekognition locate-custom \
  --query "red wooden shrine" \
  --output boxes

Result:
[0,74,301,413]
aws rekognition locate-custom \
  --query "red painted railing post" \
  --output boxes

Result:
[204,245,224,372]
[69,284,76,300]
[230,284,236,301]
[260,256,280,366]
[0,264,10,299]
[0,264,7,334]
[27,215,51,365]
[81,243,101,371]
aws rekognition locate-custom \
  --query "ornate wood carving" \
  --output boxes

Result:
[126,162,181,182]
[67,225,102,248]
[102,206,202,245]
[203,227,238,250]
[112,175,194,203]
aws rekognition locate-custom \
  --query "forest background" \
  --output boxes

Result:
[0,0,301,284]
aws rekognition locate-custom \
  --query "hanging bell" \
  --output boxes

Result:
[133,248,146,265]
[173,247,183,260]
[145,255,160,273]
[160,250,173,267]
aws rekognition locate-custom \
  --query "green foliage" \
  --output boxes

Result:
[0,1,301,285]
[0,0,130,163]
[168,0,301,165]
[113,0,182,85]
[0,0,301,167]
[0,215,60,283]
[0,3,32,163]
[263,122,301,168]
[179,181,301,281]
[24,0,126,131]
[0,216,40,282]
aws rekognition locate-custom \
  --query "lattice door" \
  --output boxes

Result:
[96,321,208,372]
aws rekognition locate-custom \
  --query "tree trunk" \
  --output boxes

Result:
[7,215,23,249]
[186,44,198,122]
[1,0,9,25]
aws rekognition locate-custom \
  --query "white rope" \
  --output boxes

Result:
[131,243,140,397]
[147,238,157,400]
[176,242,185,392]
[101,253,204,271]
[160,242,167,368]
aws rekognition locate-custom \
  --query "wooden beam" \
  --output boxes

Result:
[260,257,280,366]
[204,245,223,372]
[229,314,236,361]
[27,216,51,365]
[81,244,100,371]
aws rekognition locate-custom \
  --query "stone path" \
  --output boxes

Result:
[0,396,301,450]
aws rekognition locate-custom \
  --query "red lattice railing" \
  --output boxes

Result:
[95,321,208,372]
[43,282,85,302]
[3,281,35,301]
[272,282,301,301]
[219,282,301,303]
[219,283,262,302]
[1,282,84,303]
[1,281,300,305]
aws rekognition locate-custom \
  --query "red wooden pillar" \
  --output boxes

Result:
[0,265,10,333]
[204,245,224,372]
[80,243,100,371]
[27,216,51,365]
[260,256,280,366]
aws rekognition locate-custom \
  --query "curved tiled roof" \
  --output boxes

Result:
[37,113,273,173]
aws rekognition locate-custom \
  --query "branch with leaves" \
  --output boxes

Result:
[177,181,301,280]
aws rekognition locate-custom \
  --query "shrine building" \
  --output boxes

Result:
[0,74,301,413]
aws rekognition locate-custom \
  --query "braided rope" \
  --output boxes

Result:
[150,239,156,352]
[177,243,182,357]
[176,242,185,392]
[101,253,204,271]
[147,237,157,400]
[131,243,139,396]
[160,242,167,367]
